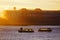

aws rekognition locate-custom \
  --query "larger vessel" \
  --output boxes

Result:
[18,28,34,32]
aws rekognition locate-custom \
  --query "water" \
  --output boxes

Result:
[0,26,60,40]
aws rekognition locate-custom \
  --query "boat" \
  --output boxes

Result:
[18,28,34,32]
[38,28,52,32]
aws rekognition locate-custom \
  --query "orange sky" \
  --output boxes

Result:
[0,0,60,11]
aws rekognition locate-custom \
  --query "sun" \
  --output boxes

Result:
[0,11,6,19]
[0,7,9,19]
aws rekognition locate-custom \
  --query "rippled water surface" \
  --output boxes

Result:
[0,26,60,40]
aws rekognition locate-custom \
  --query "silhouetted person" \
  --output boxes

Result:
[20,28,23,31]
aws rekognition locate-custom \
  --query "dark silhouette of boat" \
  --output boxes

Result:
[18,28,34,32]
[38,28,52,32]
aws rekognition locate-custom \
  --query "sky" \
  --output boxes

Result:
[0,0,60,11]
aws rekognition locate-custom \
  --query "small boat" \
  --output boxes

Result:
[18,28,34,32]
[38,28,52,32]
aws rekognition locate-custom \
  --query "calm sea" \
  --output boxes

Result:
[0,26,60,40]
